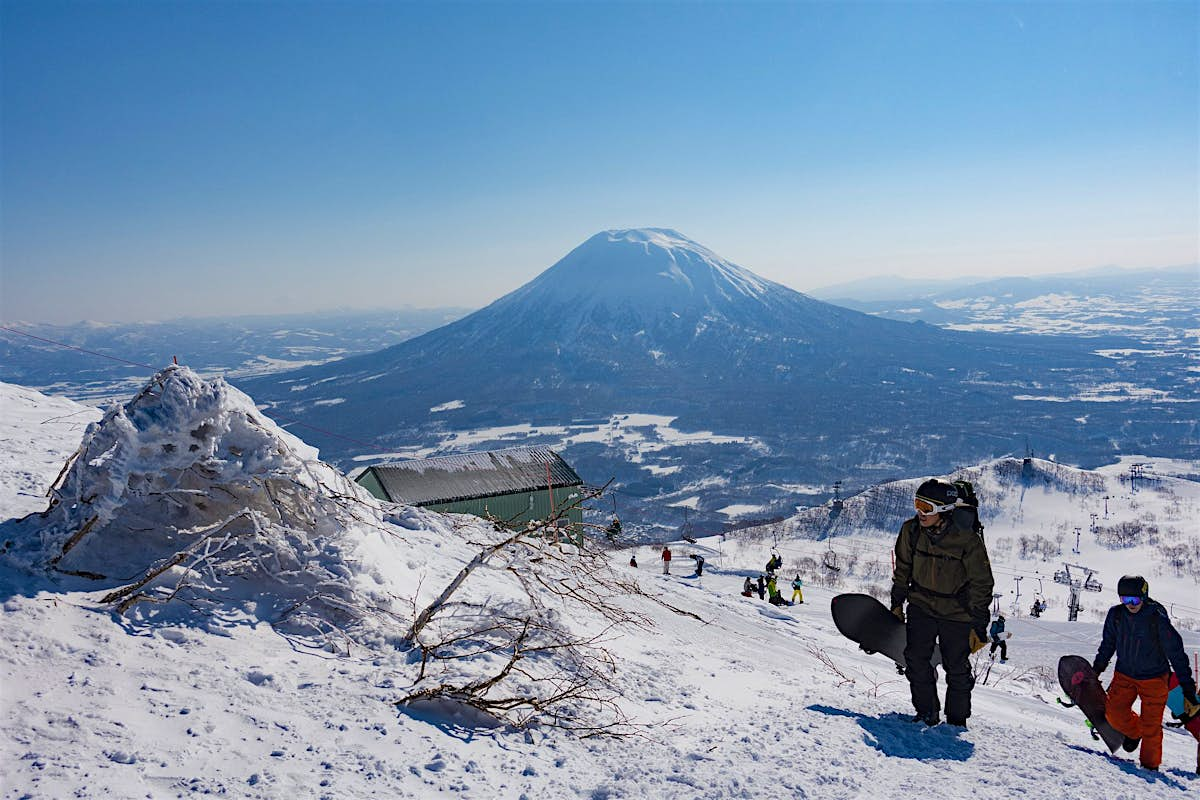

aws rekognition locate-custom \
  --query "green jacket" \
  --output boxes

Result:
[890,515,994,624]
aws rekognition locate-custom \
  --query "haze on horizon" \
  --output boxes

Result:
[1,1,1197,325]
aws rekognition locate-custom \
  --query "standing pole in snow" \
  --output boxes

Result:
[1013,576,1023,613]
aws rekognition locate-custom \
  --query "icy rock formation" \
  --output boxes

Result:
[23,365,418,646]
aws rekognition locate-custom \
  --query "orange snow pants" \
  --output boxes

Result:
[1105,671,1169,768]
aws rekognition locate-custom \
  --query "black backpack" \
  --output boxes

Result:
[950,480,984,536]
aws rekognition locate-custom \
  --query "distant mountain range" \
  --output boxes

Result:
[809,265,1197,348]
[237,229,1199,533]
[0,308,469,401]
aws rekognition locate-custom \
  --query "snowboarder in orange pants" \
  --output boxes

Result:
[1093,575,1197,771]
[1105,672,1170,770]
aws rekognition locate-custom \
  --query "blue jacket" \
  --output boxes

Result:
[989,619,1005,638]
[1094,600,1196,694]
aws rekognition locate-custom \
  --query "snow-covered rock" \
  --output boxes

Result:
[2,366,465,647]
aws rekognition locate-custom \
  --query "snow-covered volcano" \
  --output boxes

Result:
[239,228,1180,530]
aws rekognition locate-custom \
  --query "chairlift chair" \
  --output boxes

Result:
[823,549,840,572]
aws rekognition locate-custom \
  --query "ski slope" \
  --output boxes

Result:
[1,380,1197,799]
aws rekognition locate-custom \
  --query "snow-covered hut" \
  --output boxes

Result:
[355,446,584,539]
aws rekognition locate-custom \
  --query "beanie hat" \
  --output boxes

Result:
[1116,575,1148,598]
[916,479,958,510]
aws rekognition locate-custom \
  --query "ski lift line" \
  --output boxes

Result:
[0,325,159,371]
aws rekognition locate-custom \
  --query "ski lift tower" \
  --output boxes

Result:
[1129,462,1148,492]
[1054,563,1104,621]
[832,481,844,512]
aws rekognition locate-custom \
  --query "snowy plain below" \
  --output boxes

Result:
[1,380,1198,800]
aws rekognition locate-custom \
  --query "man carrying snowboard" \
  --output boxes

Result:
[890,479,994,728]
[1092,575,1197,771]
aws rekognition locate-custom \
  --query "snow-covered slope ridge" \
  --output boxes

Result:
[0,381,101,520]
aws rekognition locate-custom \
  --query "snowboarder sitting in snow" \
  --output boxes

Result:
[790,575,804,604]
[1092,575,1198,772]
[629,553,638,568]
[890,479,994,729]
[742,577,754,597]
[988,615,1007,662]
[767,575,789,606]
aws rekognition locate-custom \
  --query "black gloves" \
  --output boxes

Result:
[890,587,907,611]
[971,611,988,644]
[1092,659,1108,675]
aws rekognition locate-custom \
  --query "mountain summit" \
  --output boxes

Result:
[513,228,777,310]
[432,227,855,359]
[239,229,1165,529]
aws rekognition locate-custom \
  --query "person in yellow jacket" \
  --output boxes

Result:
[890,479,994,728]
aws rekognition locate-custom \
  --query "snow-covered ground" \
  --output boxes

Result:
[2,378,1198,799]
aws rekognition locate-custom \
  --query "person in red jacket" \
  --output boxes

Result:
[661,545,671,575]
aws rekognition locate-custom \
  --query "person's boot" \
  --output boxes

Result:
[911,711,940,727]
[1122,735,1140,753]
[946,717,968,729]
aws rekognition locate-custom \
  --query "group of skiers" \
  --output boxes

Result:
[739,572,804,606]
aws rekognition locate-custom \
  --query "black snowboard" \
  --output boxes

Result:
[830,593,940,672]
[1057,655,1125,753]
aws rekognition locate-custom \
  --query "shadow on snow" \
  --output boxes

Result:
[1064,745,1192,790]
[807,705,974,762]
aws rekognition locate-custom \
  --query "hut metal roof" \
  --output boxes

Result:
[363,446,583,506]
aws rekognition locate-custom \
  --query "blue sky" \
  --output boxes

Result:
[2,1,1196,323]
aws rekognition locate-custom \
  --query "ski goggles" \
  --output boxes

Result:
[1120,595,1143,606]
[915,497,956,515]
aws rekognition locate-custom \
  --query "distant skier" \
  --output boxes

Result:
[691,554,705,576]
[629,553,637,568]
[890,479,994,728]
[989,615,1008,662]
[791,575,804,604]
[1092,575,1198,772]
[756,574,766,600]
[1030,598,1045,618]
[661,546,672,575]
[742,577,754,597]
